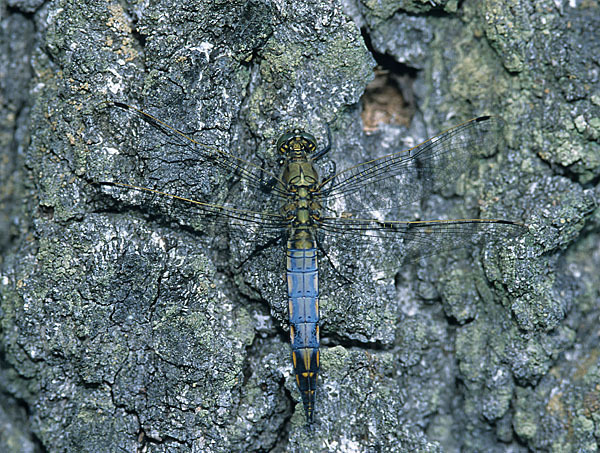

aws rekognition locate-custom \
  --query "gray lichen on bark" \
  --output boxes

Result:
[1,0,599,452]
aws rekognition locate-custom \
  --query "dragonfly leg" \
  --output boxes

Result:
[262,176,280,193]
[319,159,337,190]
[232,234,283,271]
[312,124,332,161]
[316,237,355,288]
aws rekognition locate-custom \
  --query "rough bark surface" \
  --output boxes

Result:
[1,0,599,452]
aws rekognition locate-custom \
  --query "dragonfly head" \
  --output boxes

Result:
[277,129,317,157]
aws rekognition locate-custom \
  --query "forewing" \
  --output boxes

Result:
[319,116,503,216]
[97,101,287,199]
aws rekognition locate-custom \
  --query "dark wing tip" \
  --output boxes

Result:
[476,115,492,122]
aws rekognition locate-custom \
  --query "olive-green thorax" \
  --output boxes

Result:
[277,130,323,249]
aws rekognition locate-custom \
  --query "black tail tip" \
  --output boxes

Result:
[304,417,315,431]
[304,407,315,427]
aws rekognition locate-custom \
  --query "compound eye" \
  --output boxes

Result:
[277,131,295,154]
[298,132,317,152]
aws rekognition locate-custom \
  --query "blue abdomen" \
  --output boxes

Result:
[286,246,320,423]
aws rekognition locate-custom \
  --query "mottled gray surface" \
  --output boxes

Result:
[0,0,599,452]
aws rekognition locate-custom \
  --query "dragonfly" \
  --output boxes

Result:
[97,102,525,426]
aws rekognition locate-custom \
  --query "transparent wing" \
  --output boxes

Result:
[101,181,288,231]
[317,216,526,264]
[98,101,288,198]
[318,116,502,215]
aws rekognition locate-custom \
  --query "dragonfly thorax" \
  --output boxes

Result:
[279,155,323,231]
[281,161,320,191]
[281,193,322,225]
